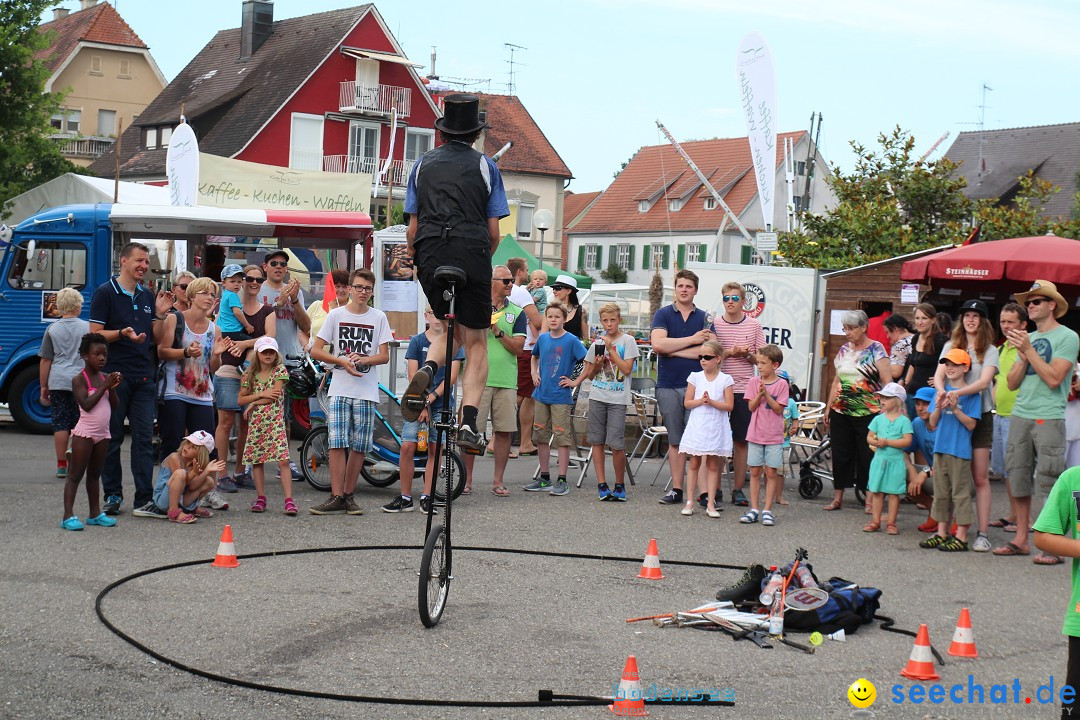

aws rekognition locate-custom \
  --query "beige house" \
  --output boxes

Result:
[37,0,166,167]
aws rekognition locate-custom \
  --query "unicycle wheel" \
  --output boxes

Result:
[418,524,450,628]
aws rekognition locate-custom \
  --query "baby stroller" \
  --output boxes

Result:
[796,435,866,505]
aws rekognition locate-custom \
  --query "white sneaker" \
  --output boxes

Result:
[200,490,229,510]
[972,534,992,552]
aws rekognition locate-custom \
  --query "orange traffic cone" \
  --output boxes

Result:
[948,607,978,658]
[608,654,648,716]
[900,624,940,680]
[212,524,239,568]
[636,539,664,580]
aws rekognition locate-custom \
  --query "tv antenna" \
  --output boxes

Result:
[505,43,527,95]
[958,82,993,176]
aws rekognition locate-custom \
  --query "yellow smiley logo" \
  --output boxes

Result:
[848,678,876,709]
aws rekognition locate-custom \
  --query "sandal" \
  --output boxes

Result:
[886,523,899,535]
[822,500,842,511]
[988,517,1015,528]
[462,486,472,495]
[193,506,214,518]
[1003,522,1018,533]
[251,496,267,513]
[739,509,759,524]
[284,498,298,516]
[761,510,775,527]
[863,521,881,533]
[938,536,969,552]
[491,485,510,497]
[1034,553,1064,565]
[167,508,196,524]
[992,541,1030,556]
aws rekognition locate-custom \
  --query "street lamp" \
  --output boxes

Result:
[533,208,554,267]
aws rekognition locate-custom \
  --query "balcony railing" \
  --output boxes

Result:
[50,135,114,159]
[338,81,412,117]
[322,155,413,185]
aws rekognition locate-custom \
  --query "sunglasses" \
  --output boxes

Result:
[175,283,190,291]
[1024,298,1046,307]
[723,295,742,302]
[244,276,265,284]
[267,260,288,268]
[552,284,570,291]
[497,278,514,285]
[698,354,718,361]
[351,285,374,292]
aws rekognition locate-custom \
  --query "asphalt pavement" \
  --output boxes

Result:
[0,420,1071,719]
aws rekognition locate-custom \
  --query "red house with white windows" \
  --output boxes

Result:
[91,2,442,225]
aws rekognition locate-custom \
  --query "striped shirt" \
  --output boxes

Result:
[712,314,765,393]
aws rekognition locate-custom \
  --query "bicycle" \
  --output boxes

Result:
[299,381,466,500]
[416,266,467,628]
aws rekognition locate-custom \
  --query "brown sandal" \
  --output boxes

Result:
[863,521,880,533]
[822,500,842,511]
[886,523,899,535]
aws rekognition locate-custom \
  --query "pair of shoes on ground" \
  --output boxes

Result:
[739,509,775,526]
[864,520,899,535]
[524,478,569,495]
[597,482,627,501]
[308,494,364,515]
[61,513,117,530]
[919,534,969,552]
[381,495,438,514]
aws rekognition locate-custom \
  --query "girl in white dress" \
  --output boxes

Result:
[679,341,734,517]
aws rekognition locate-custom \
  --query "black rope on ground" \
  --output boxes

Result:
[95,544,740,708]
[876,613,946,666]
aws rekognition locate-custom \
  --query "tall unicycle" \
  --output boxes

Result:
[416,266,466,628]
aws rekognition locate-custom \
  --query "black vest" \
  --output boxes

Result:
[413,142,490,249]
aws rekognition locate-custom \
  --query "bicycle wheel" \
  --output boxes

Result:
[361,459,400,487]
[431,450,466,503]
[300,425,335,492]
[418,524,450,628]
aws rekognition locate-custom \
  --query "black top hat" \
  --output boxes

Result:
[435,94,487,135]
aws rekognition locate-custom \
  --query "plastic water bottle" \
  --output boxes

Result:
[417,426,428,453]
[759,566,783,606]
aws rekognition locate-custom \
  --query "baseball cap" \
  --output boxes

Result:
[182,430,215,450]
[913,387,936,403]
[959,299,989,318]
[874,382,907,402]
[254,336,279,354]
[220,263,244,280]
[939,348,972,366]
[264,249,289,264]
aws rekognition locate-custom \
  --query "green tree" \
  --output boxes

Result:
[975,172,1080,240]
[777,127,971,269]
[0,0,80,219]
[600,261,627,283]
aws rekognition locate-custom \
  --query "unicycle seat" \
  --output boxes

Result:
[435,265,467,286]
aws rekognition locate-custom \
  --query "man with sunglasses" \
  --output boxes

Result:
[712,281,765,508]
[651,269,714,505]
[260,249,311,371]
[997,280,1079,563]
[402,94,510,450]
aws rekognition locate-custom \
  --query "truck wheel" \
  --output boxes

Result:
[9,366,51,434]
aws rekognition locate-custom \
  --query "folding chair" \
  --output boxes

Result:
[628,391,669,486]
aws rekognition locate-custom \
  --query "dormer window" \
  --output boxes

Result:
[145,127,158,149]
[704,197,717,210]
[668,198,684,212]
[638,200,650,213]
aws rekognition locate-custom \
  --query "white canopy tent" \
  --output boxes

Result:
[4,173,168,225]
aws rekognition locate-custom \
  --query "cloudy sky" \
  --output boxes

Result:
[50,0,1080,191]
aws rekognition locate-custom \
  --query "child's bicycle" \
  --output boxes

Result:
[413,266,468,628]
[298,379,465,500]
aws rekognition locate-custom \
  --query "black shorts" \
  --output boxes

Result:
[730,393,752,443]
[415,240,491,330]
[50,390,80,432]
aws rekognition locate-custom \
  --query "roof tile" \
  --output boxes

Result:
[36,2,147,74]
[476,94,572,179]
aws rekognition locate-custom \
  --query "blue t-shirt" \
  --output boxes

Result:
[532,332,587,405]
[908,416,937,467]
[928,385,981,460]
[404,153,510,219]
[217,289,244,332]
[782,399,798,449]
[652,304,708,389]
[405,332,465,412]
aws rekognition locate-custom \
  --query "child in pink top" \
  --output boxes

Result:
[739,345,790,527]
[62,333,121,531]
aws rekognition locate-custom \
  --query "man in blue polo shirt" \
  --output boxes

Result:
[650,269,714,505]
[89,242,173,516]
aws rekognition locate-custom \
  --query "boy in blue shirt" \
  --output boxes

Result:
[217,264,253,341]
[907,386,939,532]
[919,349,981,552]
[526,301,587,496]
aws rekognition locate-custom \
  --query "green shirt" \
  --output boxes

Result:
[486,299,527,389]
[994,344,1020,417]
[1032,467,1080,637]
[1012,325,1080,421]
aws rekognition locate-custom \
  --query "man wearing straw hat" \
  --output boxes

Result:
[994,280,1079,563]
[403,93,510,450]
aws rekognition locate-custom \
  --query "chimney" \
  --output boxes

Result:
[80,0,98,10]
[53,8,70,19]
[240,0,274,61]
